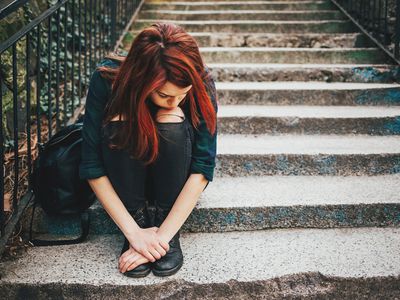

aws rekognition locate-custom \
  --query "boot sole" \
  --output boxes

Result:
[151,260,183,277]
[123,267,152,278]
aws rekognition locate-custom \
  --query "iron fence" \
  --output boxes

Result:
[332,0,400,64]
[0,0,142,255]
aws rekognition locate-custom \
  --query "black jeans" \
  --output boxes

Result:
[101,116,194,211]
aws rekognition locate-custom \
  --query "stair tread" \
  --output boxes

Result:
[86,174,400,209]
[218,105,400,117]
[208,62,398,68]
[137,19,350,24]
[2,228,399,285]
[215,81,400,89]
[217,134,400,154]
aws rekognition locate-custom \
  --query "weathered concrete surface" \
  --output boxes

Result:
[139,9,347,21]
[23,175,400,235]
[199,47,393,64]
[214,81,400,105]
[133,20,358,33]
[142,1,337,11]
[207,63,400,83]
[128,32,373,48]
[216,105,400,134]
[1,228,399,299]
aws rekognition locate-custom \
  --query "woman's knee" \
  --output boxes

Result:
[156,106,185,123]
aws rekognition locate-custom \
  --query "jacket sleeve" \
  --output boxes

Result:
[79,68,111,180]
[189,67,218,188]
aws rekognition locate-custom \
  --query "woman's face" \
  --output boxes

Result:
[149,81,192,109]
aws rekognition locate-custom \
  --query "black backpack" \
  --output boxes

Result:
[28,120,96,246]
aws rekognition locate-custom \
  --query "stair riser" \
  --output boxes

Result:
[218,117,400,135]
[2,274,400,299]
[142,3,337,11]
[126,32,373,48]
[215,154,400,176]
[22,203,400,236]
[139,11,347,21]
[210,66,400,83]
[133,21,357,33]
[200,49,392,64]
[216,88,400,106]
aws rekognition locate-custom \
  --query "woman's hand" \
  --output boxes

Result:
[119,245,150,273]
[126,226,169,262]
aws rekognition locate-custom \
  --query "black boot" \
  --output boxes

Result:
[120,205,152,278]
[151,205,183,277]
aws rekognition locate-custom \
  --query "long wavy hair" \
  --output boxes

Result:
[95,22,217,166]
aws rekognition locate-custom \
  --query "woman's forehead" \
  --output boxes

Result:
[158,81,192,96]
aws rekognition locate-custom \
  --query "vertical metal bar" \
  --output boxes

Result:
[12,44,19,212]
[78,0,82,106]
[384,0,389,44]
[0,55,4,236]
[26,33,32,190]
[395,0,400,58]
[89,0,93,72]
[71,0,75,115]
[56,7,61,132]
[47,15,52,139]
[36,25,42,148]
[84,0,88,86]
[94,0,98,63]
[99,0,103,59]
[63,2,68,127]
[111,0,116,49]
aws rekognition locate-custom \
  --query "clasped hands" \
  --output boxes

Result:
[118,226,170,273]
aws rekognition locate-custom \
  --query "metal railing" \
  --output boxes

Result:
[0,0,143,255]
[332,0,400,64]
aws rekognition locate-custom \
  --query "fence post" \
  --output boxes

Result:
[110,0,117,51]
[395,0,400,59]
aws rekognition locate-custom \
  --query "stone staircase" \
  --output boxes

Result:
[2,0,400,298]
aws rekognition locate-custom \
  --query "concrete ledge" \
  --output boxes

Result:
[1,228,399,299]
[24,175,400,235]
[217,105,400,134]
[207,63,400,83]
[127,32,373,48]
[139,9,347,21]
[133,19,357,33]
[199,47,392,64]
[214,81,400,105]
[142,1,336,11]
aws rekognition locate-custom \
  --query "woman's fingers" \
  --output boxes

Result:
[159,240,170,252]
[154,243,167,257]
[126,256,148,272]
[142,249,156,262]
[120,253,140,273]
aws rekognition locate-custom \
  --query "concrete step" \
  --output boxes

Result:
[199,47,392,64]
[207,63,400,83]
[142,1,337,11]
[2,228,400,299]
[133,20,358,33]
[139,9,347,21]
[25,174,400,235]
[217,105,400,135]
[214,81,400,106]
[146,0,331,2]
[215,133,400,176]
[126,32,374,48]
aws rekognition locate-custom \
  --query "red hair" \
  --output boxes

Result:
[96,22,217,166]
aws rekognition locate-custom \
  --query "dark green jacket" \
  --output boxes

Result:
[79,57,218,188]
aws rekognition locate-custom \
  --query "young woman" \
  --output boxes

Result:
[79,22,218,277]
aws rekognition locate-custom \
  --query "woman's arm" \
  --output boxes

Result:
[119,171,209,273]
[156,173,208,243]
[88,175,169,261]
